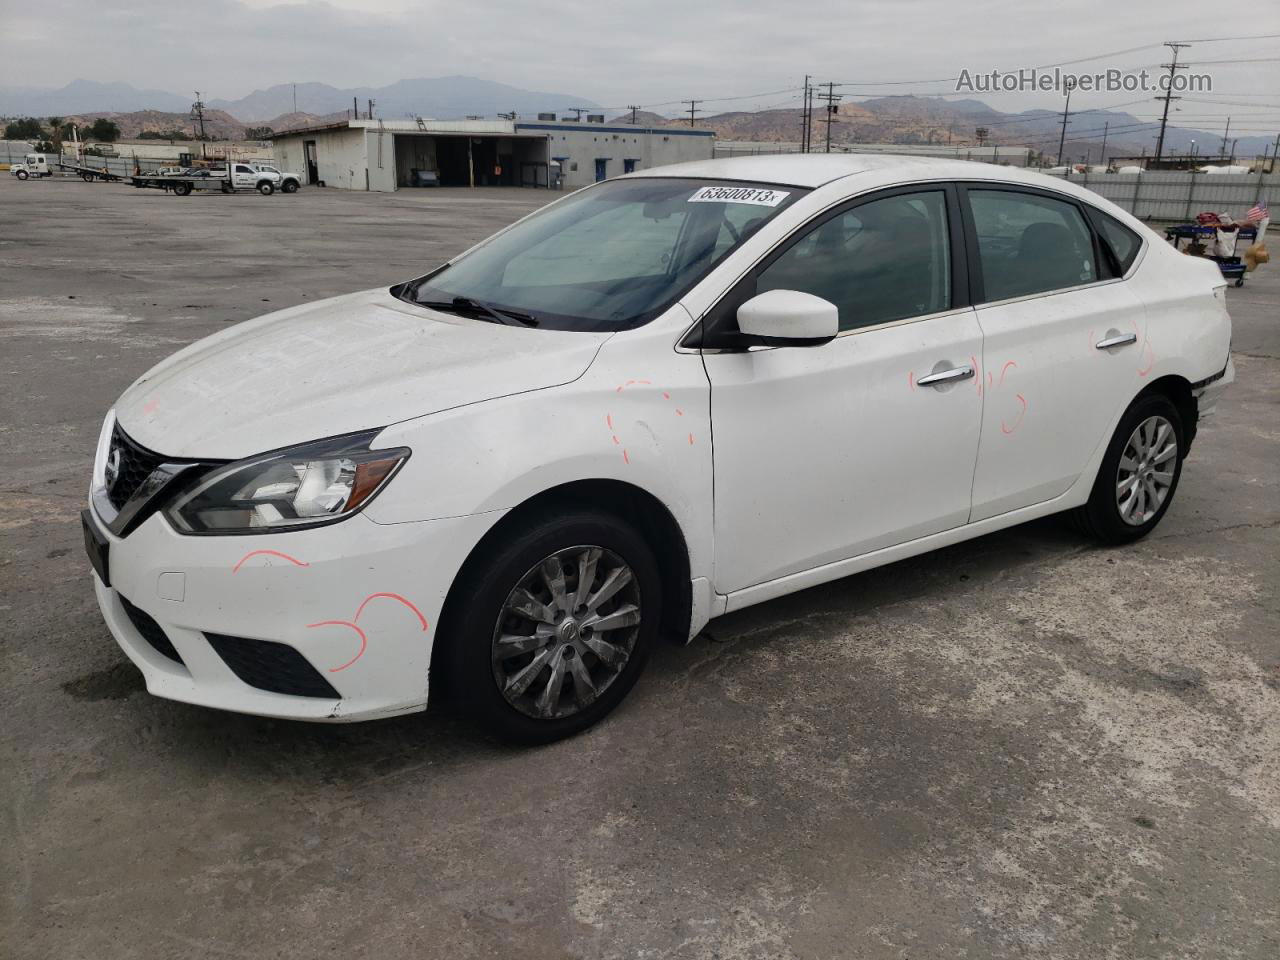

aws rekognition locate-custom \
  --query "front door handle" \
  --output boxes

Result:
[916,365,975,388]
[1095,332,1138,350]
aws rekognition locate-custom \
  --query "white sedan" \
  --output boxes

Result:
[83,155,1232,742]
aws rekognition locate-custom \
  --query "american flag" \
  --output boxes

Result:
[1246,202,1269,222]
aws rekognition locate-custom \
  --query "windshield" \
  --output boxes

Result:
[398,178,806,331]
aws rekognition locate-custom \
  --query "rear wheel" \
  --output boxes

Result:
[81,172,93,182]
[173,181,192,196]
[442,509,661,744]
[1071,393,1185,543]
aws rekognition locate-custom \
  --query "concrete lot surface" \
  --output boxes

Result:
[2,176,1277,959]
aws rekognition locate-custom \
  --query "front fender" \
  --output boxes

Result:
[364,323,714,582]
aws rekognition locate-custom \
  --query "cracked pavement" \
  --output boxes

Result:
[1,176,1277,959]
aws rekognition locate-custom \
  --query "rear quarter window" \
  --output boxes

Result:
[1093,211,1143,274]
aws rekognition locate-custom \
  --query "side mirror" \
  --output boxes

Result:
[736,289,838,346]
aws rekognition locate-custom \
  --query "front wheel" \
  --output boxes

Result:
[257,181,274,195]
[442,509,661,744]
[282,180,299,193]
[1071,393,1185,543]
[16,170,28,180]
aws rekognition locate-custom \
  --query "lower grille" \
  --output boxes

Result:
[119,595,185,666]
[205,634,340,699]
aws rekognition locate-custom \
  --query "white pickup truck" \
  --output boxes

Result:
[249,163,302,193]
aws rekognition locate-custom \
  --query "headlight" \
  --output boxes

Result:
[166,430,409,534]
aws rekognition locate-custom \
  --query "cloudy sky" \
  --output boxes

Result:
[3,0,1278,126]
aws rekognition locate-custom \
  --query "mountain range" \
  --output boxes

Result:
[3,79,1273,161]
[0,77,596,123]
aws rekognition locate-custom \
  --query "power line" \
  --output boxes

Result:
[1170,32,1280,43]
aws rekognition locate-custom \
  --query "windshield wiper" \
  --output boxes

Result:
[419,296,538,327]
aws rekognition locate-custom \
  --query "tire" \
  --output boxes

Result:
[81,173,93,182]
[257,181,274,196]
[221,182,233,194]
[282,180,299,193]
[173,182,192,196]
[1071,392,1185,544]
[16,170,28,180]
[441,508,662,744]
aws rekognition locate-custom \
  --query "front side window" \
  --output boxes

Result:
[400,178,805,331]
[756,190,951,331]
[968,189,1097,301]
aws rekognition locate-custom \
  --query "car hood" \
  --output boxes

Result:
[115,287,610,460]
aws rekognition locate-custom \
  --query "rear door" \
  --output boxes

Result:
[960,184,1149,521]
[701,184,985,594]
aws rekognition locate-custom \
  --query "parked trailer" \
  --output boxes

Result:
[130,164,279,197]
[58,161,125,182]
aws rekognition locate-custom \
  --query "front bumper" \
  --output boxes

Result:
[88,506,504,722]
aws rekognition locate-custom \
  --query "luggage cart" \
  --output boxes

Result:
[1165,223,1258,287]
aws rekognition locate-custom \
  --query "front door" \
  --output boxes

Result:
[702,186,984,595]
[961,185,1148,521]
[594,158,608,182]
[304,140,318,185]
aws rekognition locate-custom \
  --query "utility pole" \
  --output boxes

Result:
[368,99,375,120]
[1220,116,1231,157]
[1056,77,1075,165]
[627,105,640,125]
[191,92,207,141]
[800,75,811,153]
[292,83,297,115]
[1099,121,1110,167]
[814,82,841,153]
[353,96,359,120]
[683,99,701,127]
[1153,41,1190,161]
[564,107,585,121]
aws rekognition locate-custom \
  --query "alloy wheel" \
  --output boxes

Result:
[491,545,641,720]
[1116,415,1177,526]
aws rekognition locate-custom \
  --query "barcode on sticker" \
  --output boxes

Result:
[688,186,790,207]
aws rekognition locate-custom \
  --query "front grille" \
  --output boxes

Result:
[206,634,341,699]
[119,595,185,666]
[106,425,166,510]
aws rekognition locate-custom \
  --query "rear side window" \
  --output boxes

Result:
[968,189,1097,301]
[1093,210,1142,274]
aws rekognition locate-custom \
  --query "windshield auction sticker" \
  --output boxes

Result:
[688,186,790,206]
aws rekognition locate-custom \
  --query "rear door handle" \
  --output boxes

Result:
[916,365,975,387]
[1095,332,1138,350]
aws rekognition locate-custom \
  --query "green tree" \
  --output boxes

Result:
[4,117,46,140]
[87,118,120,143]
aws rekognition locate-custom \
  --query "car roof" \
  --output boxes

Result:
[620,154,1068,191]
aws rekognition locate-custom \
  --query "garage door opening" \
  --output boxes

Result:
[394,134,550,189]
